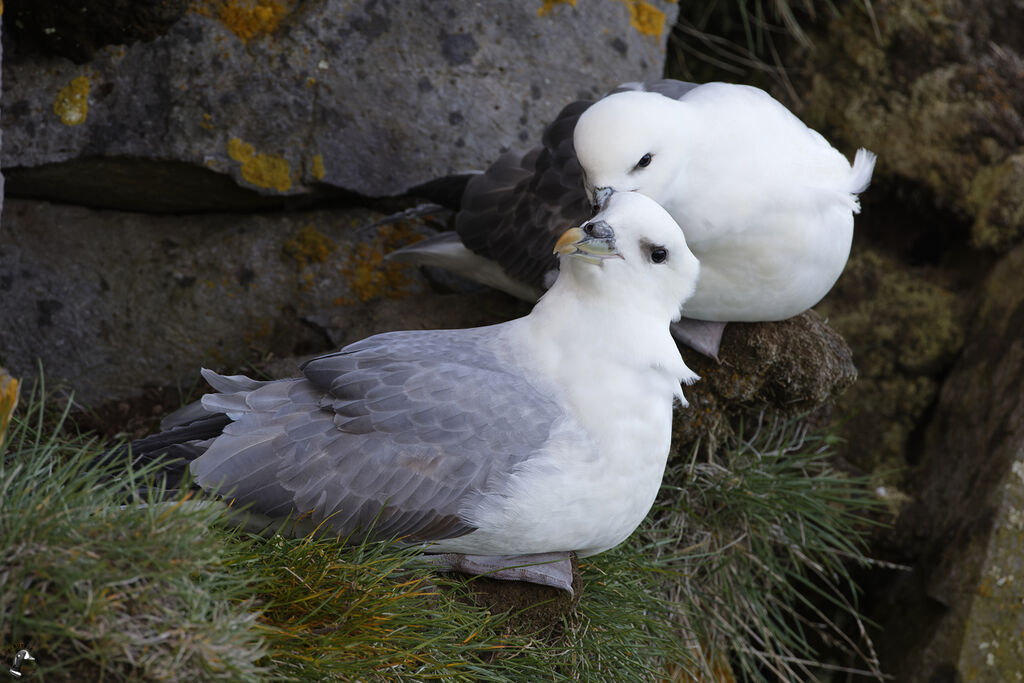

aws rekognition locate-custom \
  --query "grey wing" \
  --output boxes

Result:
[191,328,563,544]
[454,79,698,291]
[456,99,593,291]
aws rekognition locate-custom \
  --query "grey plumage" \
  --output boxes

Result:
[452,79,698,291]
[153,327,563,544]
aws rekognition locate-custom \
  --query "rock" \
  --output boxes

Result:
[814,245,967,473]
[1,0,678,211]
[0,199,438,407]
[673,311,858,452]
[871,242,1024,681]
[791,0,1024,253]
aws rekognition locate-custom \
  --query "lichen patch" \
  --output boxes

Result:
[621,0,666,37]
[537,0,576,17]
[227,137,292,192]
[192,0,292,43]
[53,75,91,126]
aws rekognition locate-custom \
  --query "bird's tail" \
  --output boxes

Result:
[96,402,230,499]
[849,149,877,196]
[841,148,877,214]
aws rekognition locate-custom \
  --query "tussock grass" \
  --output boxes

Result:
[668,0,879,102]
[647,414,885,680]
[1,384,882,681]
[0,383,267,680]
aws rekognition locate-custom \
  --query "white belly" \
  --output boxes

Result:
[430,368,677,557]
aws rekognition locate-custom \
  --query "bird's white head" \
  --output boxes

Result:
[573,91,685,210]
[553,192,699,323]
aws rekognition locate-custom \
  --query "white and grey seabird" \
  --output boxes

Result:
[126,192,701,592]
[391,79,876,358]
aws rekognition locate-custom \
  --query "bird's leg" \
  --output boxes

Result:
[423,552,575,594]
[670,318,728,360]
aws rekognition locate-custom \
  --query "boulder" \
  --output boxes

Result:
[1,0,679,210]
[872,242,1024,681]
[0,199,437,407]
[674,310,858,453]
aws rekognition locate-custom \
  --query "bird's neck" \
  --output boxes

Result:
[521,274,694,400]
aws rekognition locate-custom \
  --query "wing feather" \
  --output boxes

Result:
[191,326,563,544]
[455,79,698,290]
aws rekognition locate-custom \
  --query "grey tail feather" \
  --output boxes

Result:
[96,412,231,498]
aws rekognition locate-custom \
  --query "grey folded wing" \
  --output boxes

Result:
[454,79,698,291]
[191,327,563,544]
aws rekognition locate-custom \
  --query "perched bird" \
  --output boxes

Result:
[392,79,876,357]
[123,192,701,592]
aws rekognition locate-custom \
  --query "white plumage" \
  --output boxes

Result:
[390,79,876,356]
[132,192,700,591]
[574,83,875,323]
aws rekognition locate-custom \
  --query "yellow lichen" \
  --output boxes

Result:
[282,224,336,270]
[200,112,215,130]
[53,75,90,126]
[335,223,424,304]
[621,0,666,37]
[191,0,291,42]
[311,153,325,181]
[537,0,575,17]
[0,368,19,450]
[227,137,292,191]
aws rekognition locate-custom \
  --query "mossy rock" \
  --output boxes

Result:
[815,246,967,473]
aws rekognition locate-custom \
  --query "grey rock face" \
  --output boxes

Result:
[0,199,436,406]
[2,0,678,210]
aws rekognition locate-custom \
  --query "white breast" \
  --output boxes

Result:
[429,312,683,557]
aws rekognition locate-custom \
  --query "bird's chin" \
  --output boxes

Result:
[571,253,612,266]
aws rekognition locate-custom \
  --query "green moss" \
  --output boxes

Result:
[816,247,966,472]
[798,1,1024,254]
[967,154,1024,251]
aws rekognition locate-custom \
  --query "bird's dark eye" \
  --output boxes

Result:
[650,246,668,264]
[635,153,653,169]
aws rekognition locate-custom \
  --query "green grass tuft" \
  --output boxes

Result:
[647,413,885,680]
[0,382,267,680]
[2,384,883,680]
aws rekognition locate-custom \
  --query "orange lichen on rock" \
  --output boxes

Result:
[621,0,666,37]
[335,223,424,304]
[537,0,575,17]
[191,0,291,42]
[311,153,326,181]
[53,75,91,125]
[282,224,337,270]
[227,137,292,192]
[0,368,19,449]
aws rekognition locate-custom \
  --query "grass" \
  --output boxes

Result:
[0,382,267,680]
[667,0,879,103]
[646,414,885,680]
[1,382,884,680]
